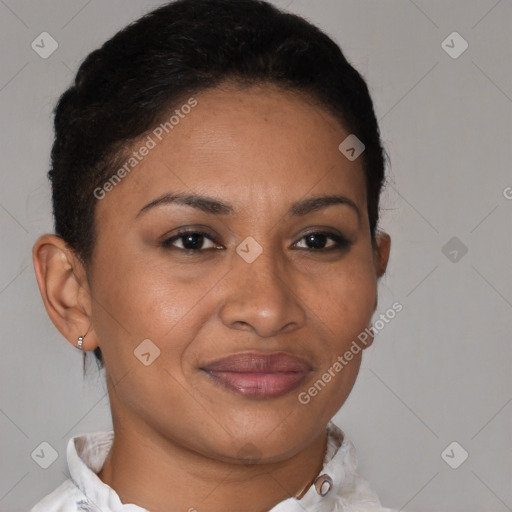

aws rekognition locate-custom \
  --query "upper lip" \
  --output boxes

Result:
[201,351,312,373]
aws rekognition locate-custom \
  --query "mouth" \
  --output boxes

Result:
[200,351,312,399]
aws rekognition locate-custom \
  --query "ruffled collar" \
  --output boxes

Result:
[66,421,387,512]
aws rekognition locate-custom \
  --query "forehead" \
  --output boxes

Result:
[96,83,367,220]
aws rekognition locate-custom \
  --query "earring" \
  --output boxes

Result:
[77,326,91,350]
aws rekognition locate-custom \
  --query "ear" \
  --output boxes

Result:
[373,230,391,279]
[363,231,391,350]
[32,234,99,351]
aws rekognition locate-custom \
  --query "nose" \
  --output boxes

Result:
[218,245,307,338]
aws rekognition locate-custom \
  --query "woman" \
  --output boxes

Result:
[31,0,396,510]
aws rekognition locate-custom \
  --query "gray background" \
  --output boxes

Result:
[1,1,511,511]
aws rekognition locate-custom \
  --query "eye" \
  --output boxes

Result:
[160,229,352,253]
[160,230,220,251]
[294,231,352,251]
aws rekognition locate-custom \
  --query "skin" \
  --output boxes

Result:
[33,82,391,512]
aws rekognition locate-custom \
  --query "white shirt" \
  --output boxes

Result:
[30,421,399,512]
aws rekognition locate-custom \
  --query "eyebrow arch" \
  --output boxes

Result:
[136,192,361,220]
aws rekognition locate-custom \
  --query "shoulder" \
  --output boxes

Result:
[29,478,89,512]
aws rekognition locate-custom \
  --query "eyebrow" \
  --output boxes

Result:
[136,192,361,221]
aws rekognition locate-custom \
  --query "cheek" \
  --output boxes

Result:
[93,235,171,323]
[297,261,375,420]
[88,257,207,415]
[90,248,221,363]
[304,256,377,348]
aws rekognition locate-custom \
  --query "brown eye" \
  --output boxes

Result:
[161,231,220,251]
[295,232,352,251]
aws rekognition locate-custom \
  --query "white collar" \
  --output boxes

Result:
[66,421,394,511]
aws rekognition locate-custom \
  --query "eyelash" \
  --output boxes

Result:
[160,230,353,253]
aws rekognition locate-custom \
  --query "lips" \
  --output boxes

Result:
[201,351,312,399]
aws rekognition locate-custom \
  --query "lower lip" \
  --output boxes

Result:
[203,370,308,398]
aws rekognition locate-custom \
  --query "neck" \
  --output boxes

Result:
[97,412,328,512]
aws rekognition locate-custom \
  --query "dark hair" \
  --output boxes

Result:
[48,0,387,372]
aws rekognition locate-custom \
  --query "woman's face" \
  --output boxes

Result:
[87,83,389,462]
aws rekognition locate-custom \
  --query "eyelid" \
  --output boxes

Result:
[158,224,219,243]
